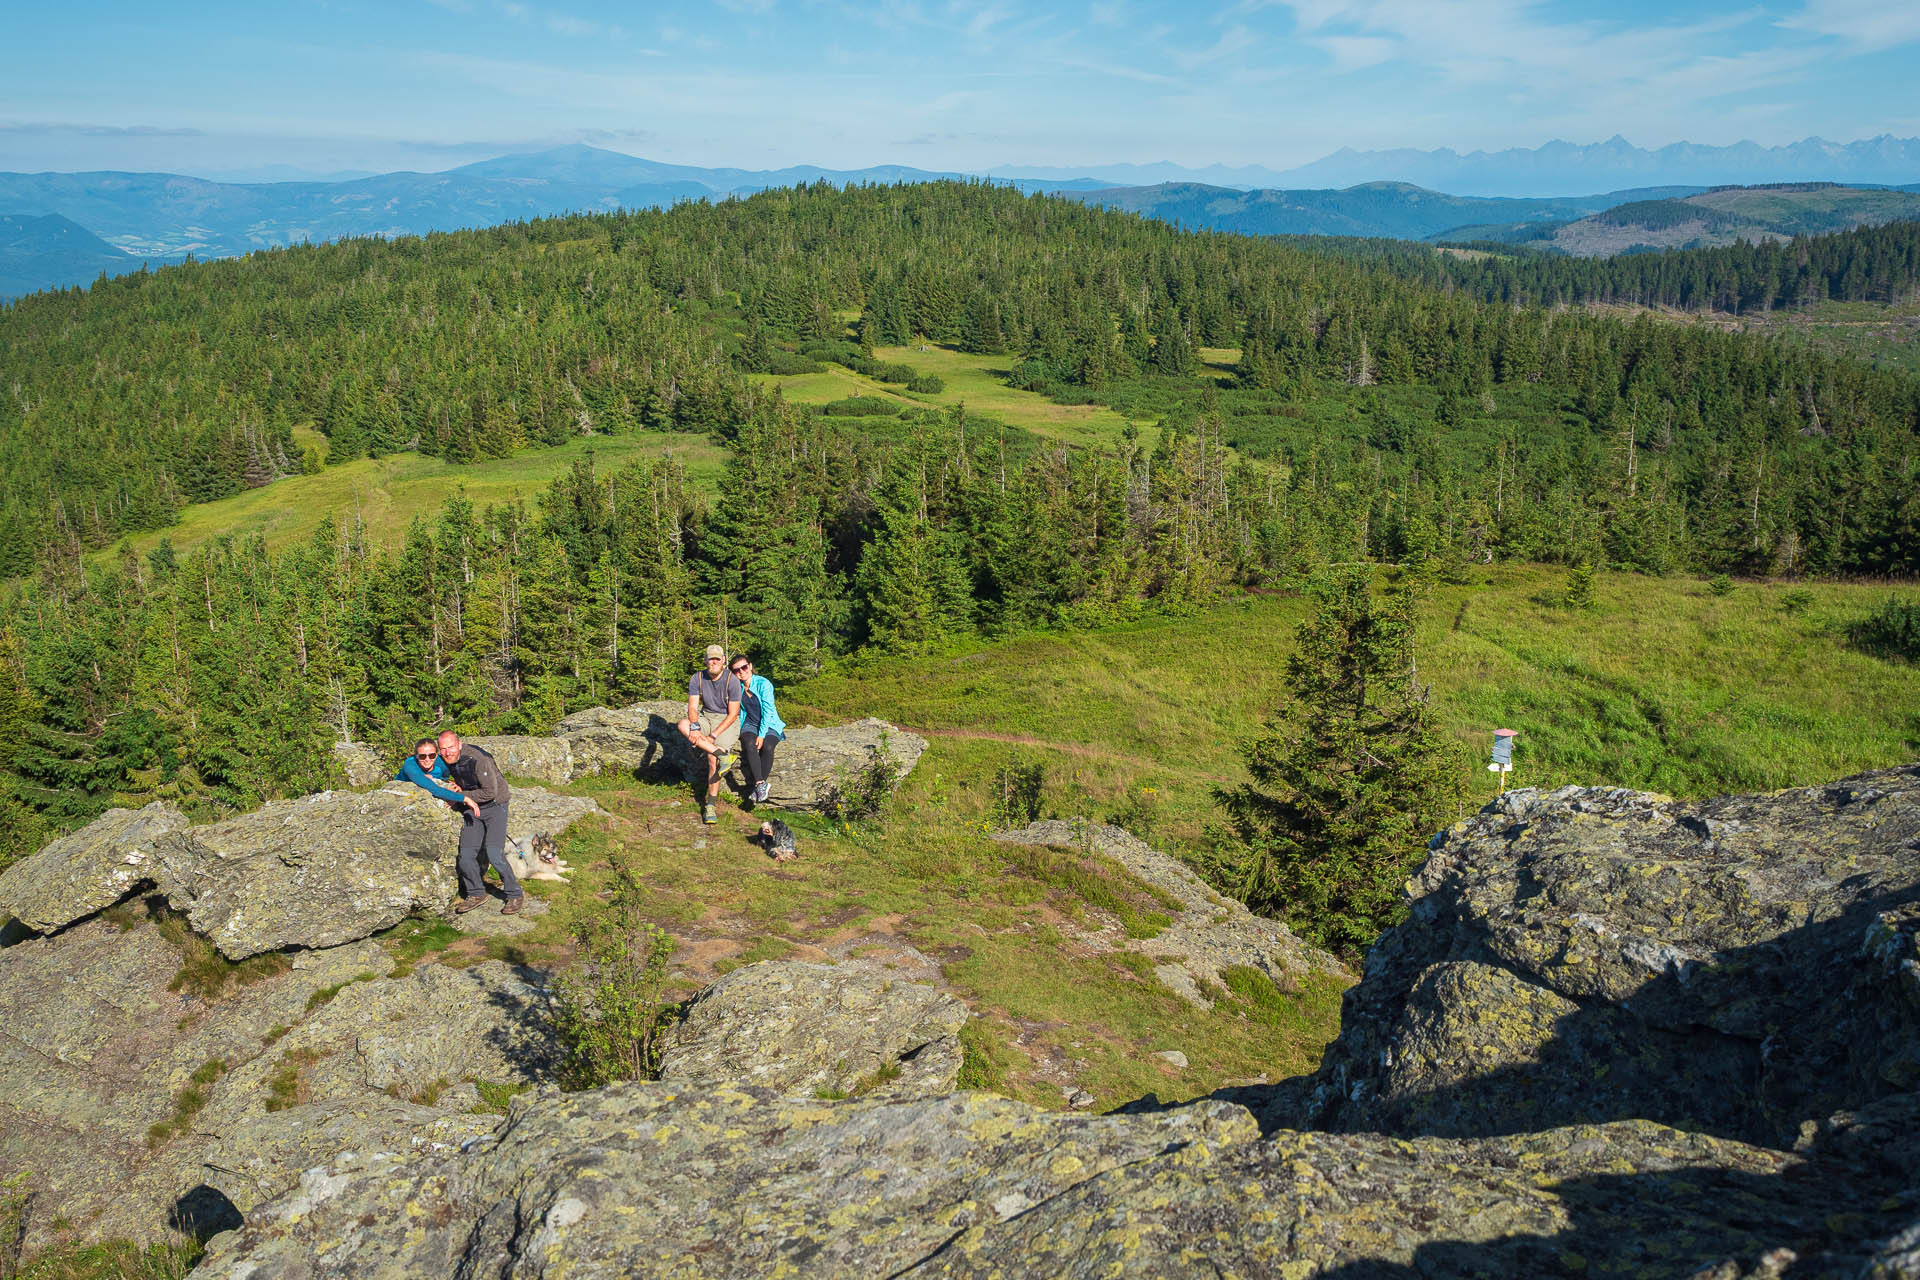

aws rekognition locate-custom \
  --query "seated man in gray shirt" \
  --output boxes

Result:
[678,643,742,825]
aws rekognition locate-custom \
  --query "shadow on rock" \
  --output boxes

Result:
[168,1185,242,1242]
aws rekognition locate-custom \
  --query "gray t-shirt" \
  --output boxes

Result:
[689,670,743,715]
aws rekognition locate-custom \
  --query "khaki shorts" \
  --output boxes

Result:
[696,710,741,754]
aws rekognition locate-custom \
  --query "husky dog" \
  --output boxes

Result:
[504,832,571,882]
[756,819,797,862]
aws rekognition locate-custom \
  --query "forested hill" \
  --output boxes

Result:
[3,181,1916,574]
[1314,218,1920,314]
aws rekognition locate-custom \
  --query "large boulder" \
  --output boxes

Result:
[467,735,575,785]
[0,801,188,933]
[198,960,554,1134]
[557,701,928,814]
[1258,766,1920,1151]
[658,961,968,1100]
[504,784,605,842]
[197,1095,496,1218]
[152,787,461,959]
[188,1084,1908,1279]
[996,821,1347,1006]
[554,700,687,781]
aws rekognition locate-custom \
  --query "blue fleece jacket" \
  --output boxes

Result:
[740,674,786,741]
[396,755,466,804]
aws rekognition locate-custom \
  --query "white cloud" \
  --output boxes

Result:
[1781,0,1920,50]
[1311,33,1395,71]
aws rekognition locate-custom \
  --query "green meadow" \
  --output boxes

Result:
[102,430,726,561]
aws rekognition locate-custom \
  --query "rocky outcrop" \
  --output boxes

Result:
[1256,767,1920,1149]
[758,717,929,814]
[151,787,461,960]
[189,1083,1910,1279]
[0,801,188,933]
[658,961,968,1100]
[996,820,1347,1006]
[557,701,927,813]
[553,700,688,780]
[0,902,557,1252]
[198,1095,496,1218]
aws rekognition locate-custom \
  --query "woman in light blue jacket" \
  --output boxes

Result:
[729,655,785,804]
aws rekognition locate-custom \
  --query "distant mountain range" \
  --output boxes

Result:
[3,138,1918,301]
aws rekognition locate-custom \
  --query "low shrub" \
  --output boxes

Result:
[1850,595,1920,663]
[988,753,1045,828]
[551,877,678,1089]
[820,395,902,417]
[825,733,902,828]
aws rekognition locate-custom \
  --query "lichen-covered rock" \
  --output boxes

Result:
[503,784,605,842]
[0,801,188,933]
[198,960,554,1135]
[1258,766,1920,1150]
[152,786,461,959]
[329,742,389,789]
[198,1094,496,1216]
[558,701,928,814]
[554,700,687,780]
[187,1085,1907,1280]
[658,961,968,1099]
[467,735,576,785]
[0,910,397,1250]
[996,820,1347,1006]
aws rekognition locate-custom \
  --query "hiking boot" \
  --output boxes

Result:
[453,894,488,914]
[501,896,524,916]
[718,751,737,773]
[702,803,718,824]
[753,780,771,803]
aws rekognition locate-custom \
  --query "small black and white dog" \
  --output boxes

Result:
[756,819,797,862]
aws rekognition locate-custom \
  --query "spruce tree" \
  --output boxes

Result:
[1211,567,1464,955]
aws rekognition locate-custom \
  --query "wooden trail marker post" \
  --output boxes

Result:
[1489,729,1517,793]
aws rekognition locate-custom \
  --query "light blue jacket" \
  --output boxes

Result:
[396,755,465,804]
[740,674,786,741]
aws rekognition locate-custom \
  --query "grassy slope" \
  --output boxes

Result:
[102,430,726,561]
[756,345,1147,450]
[1547,187,1920,256]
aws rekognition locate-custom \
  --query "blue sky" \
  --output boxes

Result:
[3,0,1917,176]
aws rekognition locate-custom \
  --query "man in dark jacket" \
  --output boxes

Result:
[437,731,521,915]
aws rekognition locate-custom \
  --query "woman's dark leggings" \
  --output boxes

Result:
[741,733,779,788]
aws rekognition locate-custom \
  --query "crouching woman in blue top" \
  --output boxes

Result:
[396,738,479,818]
[730,655,785,805]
